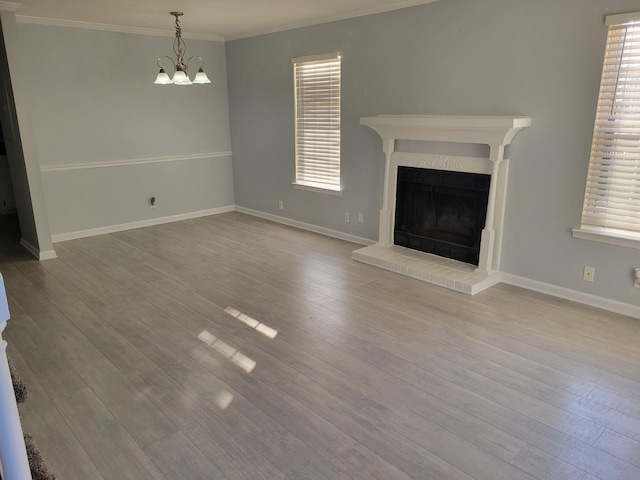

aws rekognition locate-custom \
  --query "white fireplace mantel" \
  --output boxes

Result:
[355,115,531,295]
[360,115,531,149]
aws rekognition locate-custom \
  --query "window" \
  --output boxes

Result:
[292,52,341,194]
[574,13,640,249]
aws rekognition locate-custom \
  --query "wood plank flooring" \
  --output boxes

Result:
[1,211,640,480]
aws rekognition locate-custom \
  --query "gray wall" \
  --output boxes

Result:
[226,0,640,306]
[15,23,233,236]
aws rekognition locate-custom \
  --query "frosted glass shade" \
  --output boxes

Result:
[193,69,211,84]
[172,70,192,85]
[154,69,172,85]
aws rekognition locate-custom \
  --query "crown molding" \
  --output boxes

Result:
[12,0,439,42]
[226,0,439,41]
[0,2,20,12]
[16,15,224,42]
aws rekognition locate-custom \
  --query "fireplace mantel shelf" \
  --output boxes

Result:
[355,114,531,295]
[359,115,532,148]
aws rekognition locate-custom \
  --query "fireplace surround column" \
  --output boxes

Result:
[379,138,395,246]
[477,143,504,273]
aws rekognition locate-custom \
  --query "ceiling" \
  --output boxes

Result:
[13,0,439,41]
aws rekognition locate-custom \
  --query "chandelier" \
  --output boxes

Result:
[154,12,211,85]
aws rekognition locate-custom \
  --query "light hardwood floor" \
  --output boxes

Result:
[2,212,640,480]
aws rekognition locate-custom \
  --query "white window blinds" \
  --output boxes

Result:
[580,16,640,236]
[293,53,341,192]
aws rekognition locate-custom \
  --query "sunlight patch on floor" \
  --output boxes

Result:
[197,330,257,373]
[225,306,278,339]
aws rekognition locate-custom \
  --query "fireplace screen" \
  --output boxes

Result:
[394,167,490,265]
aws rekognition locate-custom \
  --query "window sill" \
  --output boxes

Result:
[292,182,342,196]
[572,226,640,250]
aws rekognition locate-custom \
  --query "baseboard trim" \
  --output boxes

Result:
[235,206,375,246]
[51,205,235,242]
[501,273,640,320]
[19,238,57,260]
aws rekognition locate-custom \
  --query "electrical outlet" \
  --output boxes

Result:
[583,265,595,282]
[278,200,284,210]
[150,197,157,209]
[635,268,640,289]
[358,213,364,224]
[344,212,350,223]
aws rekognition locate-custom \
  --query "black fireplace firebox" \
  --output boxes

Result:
[394,167,491,265]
